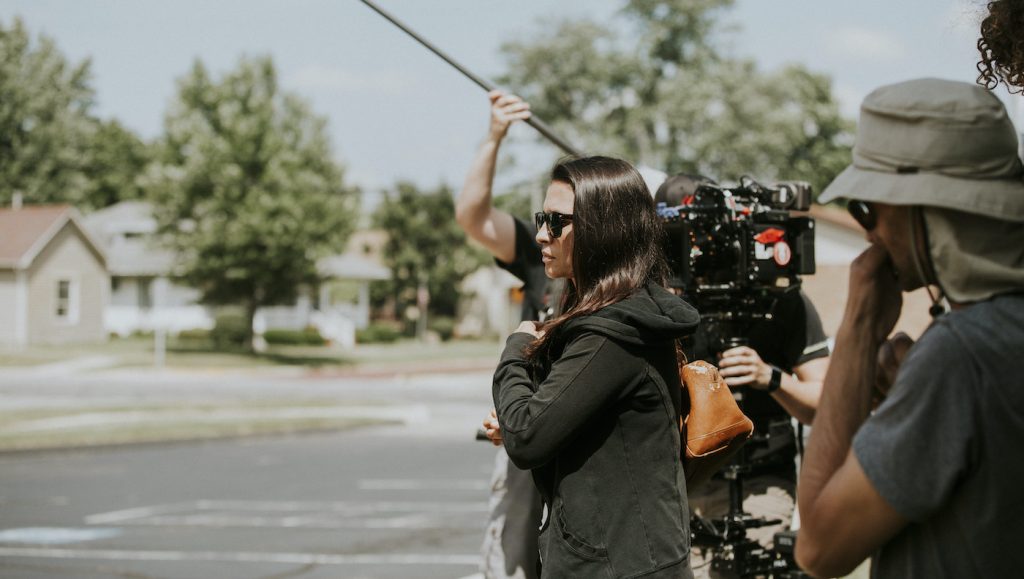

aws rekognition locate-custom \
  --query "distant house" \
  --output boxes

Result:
[0,203,109,346]
[257,230,390,348]
[83,201,391,347]
[83,201,213,336]
[457,265,524,338]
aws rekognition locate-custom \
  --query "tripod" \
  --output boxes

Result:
[690,428,790,578]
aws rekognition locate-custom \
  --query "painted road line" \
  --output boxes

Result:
[0,547,478,566]
[86,500,488,526]
[84,502,195,524]
[0,527,122,545]
[6,405,432,433]
[193,499,488,513]
[84,503,194,525]
[85,499,489,529]
[114,513,448,529]
[359,478,489,491]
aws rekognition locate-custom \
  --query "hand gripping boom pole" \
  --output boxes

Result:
[360,0,582,157]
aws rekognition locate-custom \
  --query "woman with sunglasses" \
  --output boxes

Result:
[492,155,700,578]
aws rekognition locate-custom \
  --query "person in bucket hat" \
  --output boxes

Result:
[795,78,1024,578]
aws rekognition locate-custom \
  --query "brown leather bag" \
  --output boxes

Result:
[679,360,754,491]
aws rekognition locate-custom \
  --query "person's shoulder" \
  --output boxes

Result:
[925,294,1022,344]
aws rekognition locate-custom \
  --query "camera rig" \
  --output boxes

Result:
[658,177,817,578]
[657,177,816,354]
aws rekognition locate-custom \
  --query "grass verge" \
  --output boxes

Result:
[0,336,501,370]
[0,402,397,452]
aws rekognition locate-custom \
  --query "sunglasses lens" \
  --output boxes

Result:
[535,211,573,238]
[550,215,562,238]
[535,212,564,238]
[849,201,875,231]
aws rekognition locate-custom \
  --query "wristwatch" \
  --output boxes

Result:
[767,366,783,393]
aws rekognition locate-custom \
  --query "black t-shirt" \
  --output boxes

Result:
[495,217,556,322]
[739,290,829,420]
[683,290,828,417]
[684,289,829,472]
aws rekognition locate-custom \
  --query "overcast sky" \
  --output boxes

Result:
[2,0,1016,196]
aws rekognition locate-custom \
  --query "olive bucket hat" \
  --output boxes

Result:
[819,77,1024,221]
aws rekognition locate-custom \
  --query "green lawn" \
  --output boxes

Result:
[0,401,396,452]
[0,336,502,371]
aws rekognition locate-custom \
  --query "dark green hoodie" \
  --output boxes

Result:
[494,284,699,578]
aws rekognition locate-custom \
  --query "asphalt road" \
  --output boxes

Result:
[0,366,503,579]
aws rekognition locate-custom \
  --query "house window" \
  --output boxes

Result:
[55,279,79,323]
[138,278,153,309]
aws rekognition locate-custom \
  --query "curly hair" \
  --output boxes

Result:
[977,0,1024,93]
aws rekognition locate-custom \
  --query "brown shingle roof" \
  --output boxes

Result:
[0,204,106,269]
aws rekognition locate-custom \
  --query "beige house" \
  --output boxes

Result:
[0,203,109,346]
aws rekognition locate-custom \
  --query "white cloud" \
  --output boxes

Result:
[827,27,906,62]
[286,64,411,94]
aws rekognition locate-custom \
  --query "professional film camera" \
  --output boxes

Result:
[657,176,816,354]
[657,176,816,578]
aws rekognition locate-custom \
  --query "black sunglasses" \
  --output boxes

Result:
[847,200,876,231]
[534,211,574,238]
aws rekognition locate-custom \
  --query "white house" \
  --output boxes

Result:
[83,201,391,347]
[82,201,212,336]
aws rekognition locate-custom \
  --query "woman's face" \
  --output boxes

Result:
[536,180,575,280]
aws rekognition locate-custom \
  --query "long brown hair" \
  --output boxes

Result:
[525,156,668,364]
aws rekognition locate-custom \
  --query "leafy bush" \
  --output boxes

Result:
[172,328,214,351]
[263,328,326,346]
[356,322,403,344]
[176,328,211,342]
[428,316,456,342]
[210,312,248,349]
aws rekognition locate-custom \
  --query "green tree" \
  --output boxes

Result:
[374,182,488,332]
[499,0,852,195]
[145,57,358,349]
[0,17,94,207]
[80,119,153,209]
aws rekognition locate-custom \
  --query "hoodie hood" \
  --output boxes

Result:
[562,284,700,346]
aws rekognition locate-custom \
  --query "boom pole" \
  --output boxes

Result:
[360,0,582,157]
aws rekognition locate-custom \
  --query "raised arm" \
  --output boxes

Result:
[455,90,531,264]
[795,245,908,577]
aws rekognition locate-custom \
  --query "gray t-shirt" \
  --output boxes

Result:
[853,293,1024,578]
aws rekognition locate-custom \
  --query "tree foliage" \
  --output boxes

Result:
[0,18,152,211]
[0,17,94,207]
[145,57,358,347]
[373,182,488,324]
[81,119,153,209]
[498,0,852,195]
